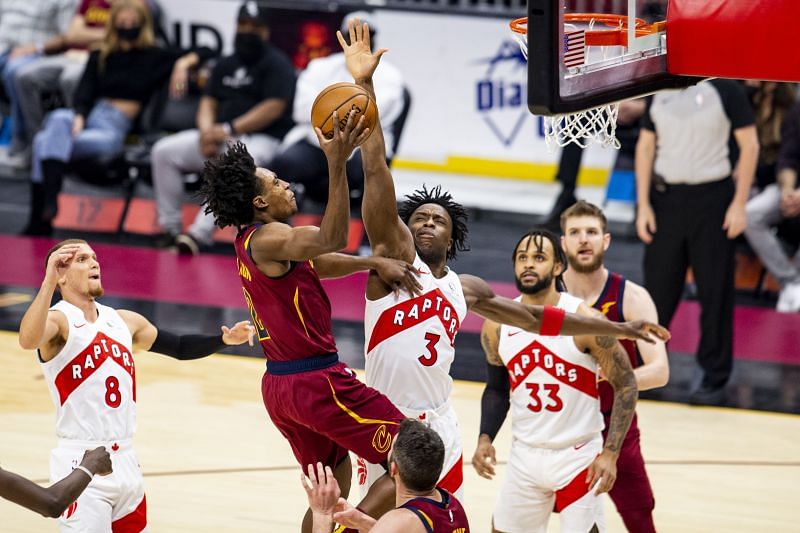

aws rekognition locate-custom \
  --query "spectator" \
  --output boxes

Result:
[152,0,296,255]
[22,0,211,236]
[635,80,758,406]
[745,100,800,312]
[0,0,76,168]
[744,81,796,190]
[269,10,405,208]
[11,0,113,164]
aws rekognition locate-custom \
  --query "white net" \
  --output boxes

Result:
[511,20,621,150]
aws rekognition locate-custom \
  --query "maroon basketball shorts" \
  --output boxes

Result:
[602,413,655,512]
[262,360,403,468]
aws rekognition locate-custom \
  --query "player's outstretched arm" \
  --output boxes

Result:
[370,509,428,532]
[18,244,82,355]
[460,274,671,342]
[302,463,343,533]
[337,19,414,261]
[623,281,669,390]
[118,310,254,359]
[575,309,638,495]
[0,446,111,518]
[313,253,422,295]
[473,319,508,481]
[250,112,370,264]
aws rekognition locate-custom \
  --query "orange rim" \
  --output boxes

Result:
[509,14,663,48]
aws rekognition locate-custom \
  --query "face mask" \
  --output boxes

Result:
[117,26,142,42]
[234,31,264,65]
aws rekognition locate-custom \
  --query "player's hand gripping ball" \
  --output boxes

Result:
[311,82,377,141]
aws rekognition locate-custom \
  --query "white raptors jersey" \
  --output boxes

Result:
[40,300,136,441]
[364,255,467,411]
[498,293,603,448]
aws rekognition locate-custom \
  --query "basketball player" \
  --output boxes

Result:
[0,446,111,518]
[303,419,470,533]
[472,229,639,533]
[199,114,430,532]
[338,18,669,501]
[560,200,668,533]
[18,239,256,532]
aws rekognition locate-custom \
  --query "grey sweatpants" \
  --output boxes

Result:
[744,184,800,286]
[151,129,280,243]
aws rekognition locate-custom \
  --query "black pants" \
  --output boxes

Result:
[644,177,735,388]
[270,140,365,202]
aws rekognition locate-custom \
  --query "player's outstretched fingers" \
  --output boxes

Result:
[585,461,599,490]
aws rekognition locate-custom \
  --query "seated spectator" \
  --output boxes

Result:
[152,0,296,255]
[269,10,405,207]
[744,80,796,190]
[0,0,76,168]
[10,0,114,166]
[22,0,211,236]
[745,100,800,312]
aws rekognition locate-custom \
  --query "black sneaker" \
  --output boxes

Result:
[688,384,727,407]
[154,232,177,249]
[175,233,200,256]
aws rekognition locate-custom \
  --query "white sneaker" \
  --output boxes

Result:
[776,282,800,313]
[0,146,30,169]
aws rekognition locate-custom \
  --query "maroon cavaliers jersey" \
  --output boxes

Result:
[234,224,337,361]
[400,488,469,533]
[592,272,640,415]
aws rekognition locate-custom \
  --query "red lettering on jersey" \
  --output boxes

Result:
[367,289,460,352]
[54,332,136,405]
[505,340,597,398]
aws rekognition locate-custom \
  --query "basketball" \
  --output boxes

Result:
[311,82,377,141]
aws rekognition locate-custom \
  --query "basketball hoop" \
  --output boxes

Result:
[510,14,661,149]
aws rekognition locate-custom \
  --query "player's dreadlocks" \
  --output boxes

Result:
[199,141,258,229]
[511,228,567,289]
[398,184,469,260]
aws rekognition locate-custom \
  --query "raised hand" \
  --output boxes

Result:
[618,320,670,344]
[336,18,387,81]
[314,110,370,165]
[44,244,83,285]
[301,463,341,517]
[221,321,256,346]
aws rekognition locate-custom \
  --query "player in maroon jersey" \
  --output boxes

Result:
[198,114,427,531]
[303,418,470,533]
[560,200,669,533]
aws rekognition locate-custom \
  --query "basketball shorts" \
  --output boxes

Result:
[603,415,656,516]
[357,402,464,501]
[493,434,605,533]
[50,438,147,533]
[262,362,404,468]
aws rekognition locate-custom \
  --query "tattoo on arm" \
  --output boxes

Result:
[481,323,503,366]
[593,338,637,454]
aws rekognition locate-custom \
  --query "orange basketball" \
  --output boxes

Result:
[311,82,377,141]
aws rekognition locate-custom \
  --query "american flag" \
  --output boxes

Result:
[564,29,586,68]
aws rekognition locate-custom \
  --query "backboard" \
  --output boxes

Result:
[524,0,699,115]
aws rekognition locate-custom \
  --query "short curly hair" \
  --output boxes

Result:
[398,184,469,260]
[199,142,259,228]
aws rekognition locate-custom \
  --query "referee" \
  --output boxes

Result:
[635,79,758,406]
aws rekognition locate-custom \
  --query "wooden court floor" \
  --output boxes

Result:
[1,331,798,532]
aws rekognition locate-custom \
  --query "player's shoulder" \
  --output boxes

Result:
[376,508,428,531]
[621,279,657,319]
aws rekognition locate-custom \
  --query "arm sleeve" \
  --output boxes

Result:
[711,79,756,129]
[778,103,800,172]
[479,363,511,441]
[72,50,99,117]
[149,330,225,361]
[639,96,655,132]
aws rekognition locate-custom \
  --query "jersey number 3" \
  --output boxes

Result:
[525,383,563,412]
[418,333,440,366]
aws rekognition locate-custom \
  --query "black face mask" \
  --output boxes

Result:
[116,26,142,42]
[234,31,264,65]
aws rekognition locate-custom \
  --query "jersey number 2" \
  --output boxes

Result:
[418,333,440,366]
[525,383,563,412]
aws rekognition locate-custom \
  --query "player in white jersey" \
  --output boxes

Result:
[337,19,670,506]
[472,230,640,533]
[18,239,254,533]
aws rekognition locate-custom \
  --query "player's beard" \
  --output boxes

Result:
[516,271,553,295]
[566,248,604,274]
[89,285,105,298]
